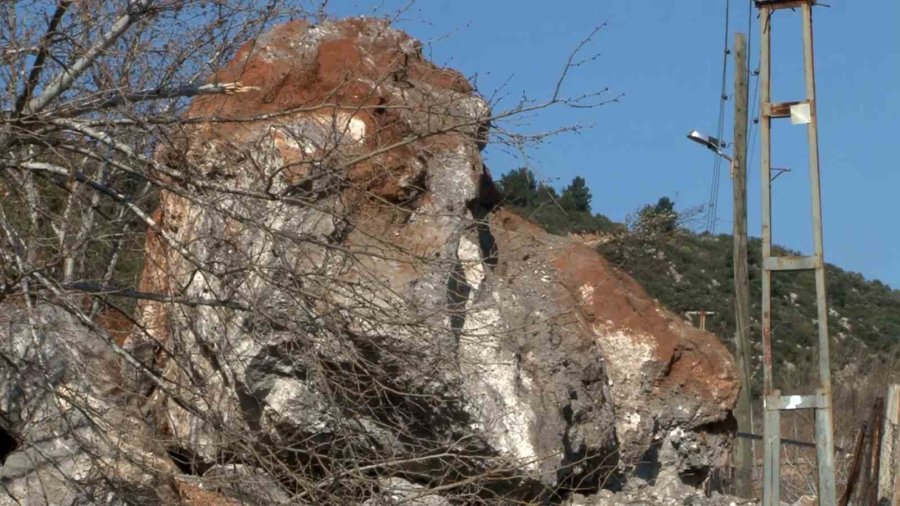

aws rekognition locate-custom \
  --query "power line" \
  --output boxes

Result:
[706,0,732,234]
[746,1,761,185]
[748,67,761,180]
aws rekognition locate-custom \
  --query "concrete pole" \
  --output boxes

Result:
[879,385,900,505]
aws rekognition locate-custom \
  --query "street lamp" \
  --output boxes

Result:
[687,130,732,162]
[687,130,791,182]
[688,130,734,180]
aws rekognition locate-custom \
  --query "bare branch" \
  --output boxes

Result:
[14,0,73,116]
[63,81,260,115]
[25,0,154,114]
[65,282,250,310]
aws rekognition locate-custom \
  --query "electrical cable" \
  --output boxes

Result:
[707,0,732,234]
[746,1,761,187]
[748,68,761,181]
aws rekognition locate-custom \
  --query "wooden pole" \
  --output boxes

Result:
[731,32,755,499]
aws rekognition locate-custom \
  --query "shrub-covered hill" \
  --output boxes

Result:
[497,168,900,388]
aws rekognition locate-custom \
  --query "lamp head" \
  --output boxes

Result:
[687,130,724,152]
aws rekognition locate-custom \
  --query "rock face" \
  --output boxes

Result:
[127,17,738,501]
[0,302,179,505]
[0,17,738,505]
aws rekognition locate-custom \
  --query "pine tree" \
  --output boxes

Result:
[561,176,592,212]
[498,167,538,207]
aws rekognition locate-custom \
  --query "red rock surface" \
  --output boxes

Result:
[490,210,738,461]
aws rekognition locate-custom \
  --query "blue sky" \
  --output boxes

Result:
[331,1,900,288]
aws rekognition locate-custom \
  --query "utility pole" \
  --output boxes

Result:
[731,32,754,499]
[757,1,836,504]
[685,310,716,331]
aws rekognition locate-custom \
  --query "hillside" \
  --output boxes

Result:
[497,168,900,395]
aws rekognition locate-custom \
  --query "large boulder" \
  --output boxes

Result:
[0,302,178,505]
[114,17,739,504]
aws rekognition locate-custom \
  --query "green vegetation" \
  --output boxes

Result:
[497,168,900,380]
[496,168,620,235]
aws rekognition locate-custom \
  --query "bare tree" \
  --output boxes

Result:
[0,3,627,505]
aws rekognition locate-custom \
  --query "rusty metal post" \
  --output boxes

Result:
[865,398,885,505]
[839,423,868,506]
[843,399,886,505]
